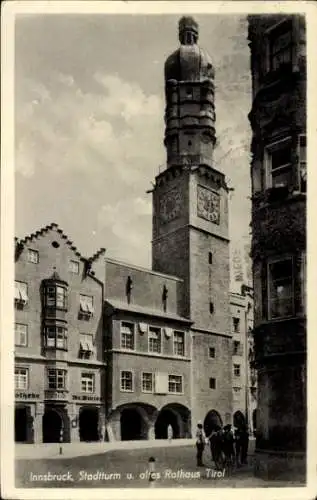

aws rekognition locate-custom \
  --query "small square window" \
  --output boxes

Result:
[28,249,39,264]
[69,260,80,274]
[209,347,215,358]
[209,377,216,389]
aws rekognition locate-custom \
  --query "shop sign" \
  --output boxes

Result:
[72,394,101,402]
[15,392,40,400]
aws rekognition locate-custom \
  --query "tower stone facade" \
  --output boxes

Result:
[152,17,232,431]
[248,15,306,479]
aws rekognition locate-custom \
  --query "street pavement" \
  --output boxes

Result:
[15,440,304,489]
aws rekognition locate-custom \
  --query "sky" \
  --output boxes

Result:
[15,12,252,286]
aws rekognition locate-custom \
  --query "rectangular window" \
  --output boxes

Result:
[47,369,67,390]
[209,302,214,314]
[14,281,28,304]
[208,252,213,264]
[56,286,66,308]
[121,322,135,350]
[168,375,183,394]
[120,371,133,392]
[233,341,241,355]
[15,323,28,346]
[209,347,215,358]
[148,327,161,354]
[69,260,80,274]
[269,21,292,72]
[46,286,67,309]
[173,331,185,357]
[79,333,94,358]
[265,138,292,189]
[234,364,241,377]
[79,295,94,315]
[209,377,216,389]
[299,135,306,193]
[15,367,29,390]
[27,249,39,264]
[45,326,67,349]
[268,257,294,319]
[81,372,95,393]
[232,317,240,333]
[142,372,153,393]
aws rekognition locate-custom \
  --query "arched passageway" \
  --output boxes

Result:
[43,408,63,443]
[233,410,246,429]
[203,409,222,436]
[15,406,31,442]
[155,403,190,439]
[120,408,147,441]
[155,409,179,439]
[79,407,99,442]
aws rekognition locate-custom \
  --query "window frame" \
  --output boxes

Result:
[27,248,39,264]
[45,284,67,310]
[45,326,68,350]
[264,136,292,190]
[79,294,94,316]
[46,368,67,390]
[208,347,215,358]
[69,260,80,274]
[120,370,134,392]
[168,374,183,394]
[173,330,185,357]
[233,364,241,377]
[141,372,153,393]
[14,281,28,304]
[267,256,295,321]
[268,20,293,72]
[120,321,135,351]
[79,333,94,358]
[15,367,29,390]
[232,317,240,333]
[209,377,216,389]
[148,326,162,354]
[81,372,95,394]
[15,323,28,347]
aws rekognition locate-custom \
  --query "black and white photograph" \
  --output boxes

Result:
[1,1,316,498]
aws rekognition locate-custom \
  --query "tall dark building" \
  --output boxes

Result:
[248,15,306,478]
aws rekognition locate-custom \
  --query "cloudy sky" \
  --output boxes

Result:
[15,11,252,285]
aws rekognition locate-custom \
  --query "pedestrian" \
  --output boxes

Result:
[195,422,205,467]
[240,425,249,465]
[209,425,224,470]
[222,424,235,475]
[167,424,173,443]
[234,427,242,467]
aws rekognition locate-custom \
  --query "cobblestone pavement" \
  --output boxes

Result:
[15,442,305,489]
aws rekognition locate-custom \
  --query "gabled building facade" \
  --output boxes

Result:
[14,223,106,443]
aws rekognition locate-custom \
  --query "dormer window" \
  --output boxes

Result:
[14,281,28,306]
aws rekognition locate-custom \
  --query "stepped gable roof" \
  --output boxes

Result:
[15,222,106,263]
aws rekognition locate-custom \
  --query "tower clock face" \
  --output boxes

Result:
[197,185,220,224]
[159,188,182,224]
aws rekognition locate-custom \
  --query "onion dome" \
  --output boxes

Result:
[164,16,215,82]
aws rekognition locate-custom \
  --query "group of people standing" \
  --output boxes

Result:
[195,422,249,471]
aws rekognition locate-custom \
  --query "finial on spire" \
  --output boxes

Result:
[178,16,199,45]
